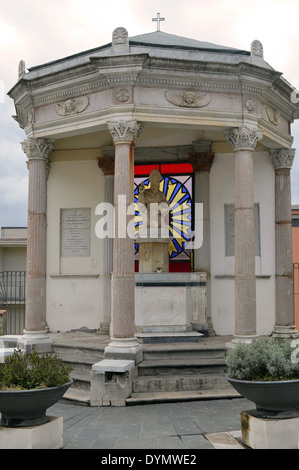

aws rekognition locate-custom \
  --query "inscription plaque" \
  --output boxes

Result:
[225,204,260,257]
[60,208,91,257]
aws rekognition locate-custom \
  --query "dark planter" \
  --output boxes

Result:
[226,376,299,419]
[0,380,72,427]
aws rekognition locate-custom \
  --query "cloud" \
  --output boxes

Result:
[1,0,299,225]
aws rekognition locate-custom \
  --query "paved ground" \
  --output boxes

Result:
[48,397,254,450]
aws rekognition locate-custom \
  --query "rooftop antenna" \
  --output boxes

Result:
[152,12,165,31]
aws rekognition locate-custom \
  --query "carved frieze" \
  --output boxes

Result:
[165,90,211,108]
[56,96,89,116]
[112,27,128,45]
[245,98,256,112]
[18,60,26,79]
[251,40,263,58]
[116,88,130,102]
[266,106,281,126]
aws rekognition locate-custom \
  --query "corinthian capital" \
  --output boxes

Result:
[21,137,54,161]
[224,126,263,151]
[270,148,296,170]
[107,120,141,145]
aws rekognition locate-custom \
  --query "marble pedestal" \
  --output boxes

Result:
[241,410,299,449]
[0,416,63,449]
[135,272,207,333]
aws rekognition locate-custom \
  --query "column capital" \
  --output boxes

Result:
[21,137,54,161]
[189,152,215,172]
[97,156,115,175]
[107,120,142,145]
[224,126,263,151]
[270,148,296,170]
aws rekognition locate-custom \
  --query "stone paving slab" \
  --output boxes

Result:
[47,397,254,450]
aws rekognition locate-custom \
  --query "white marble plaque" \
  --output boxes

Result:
[60,208,91,257]
[225,204,260,257]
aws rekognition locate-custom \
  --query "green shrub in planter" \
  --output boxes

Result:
[0,349,72,391]
[226,337,299,381]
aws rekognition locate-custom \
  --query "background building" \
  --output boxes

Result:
[0,227,27,334]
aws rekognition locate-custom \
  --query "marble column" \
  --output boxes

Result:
[19,137,54,352]
[97,157,114,335]
[225,126,262,339]
[104,120,143,363]
[189,149,215,336]
[271,149,298,338]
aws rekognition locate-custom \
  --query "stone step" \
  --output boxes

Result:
[136,332,202,344]
[137,358,227,376]
[61,386,90,406]
[133,373,231,393]
[126,388,242,405]
[69,369,91,391]
[52,345,104,365]
[142,343,226,361]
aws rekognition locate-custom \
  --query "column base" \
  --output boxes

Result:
[225,335,259,349]
[272,325,299,339]
[104,337,143,364]
[17,330,53,353]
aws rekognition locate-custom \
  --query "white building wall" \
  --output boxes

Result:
[3,248,27,271]
[46,159,105,332]
[209,151,275,335]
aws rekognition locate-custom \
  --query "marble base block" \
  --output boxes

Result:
[241,410,299,449]
[135,272,207,333]
[0,416,63,449]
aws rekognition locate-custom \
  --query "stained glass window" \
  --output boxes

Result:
[134,163,194,271]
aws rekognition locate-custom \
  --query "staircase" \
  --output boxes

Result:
[51,333,240,406]
[126,339,239,405]
[52,338,106,405]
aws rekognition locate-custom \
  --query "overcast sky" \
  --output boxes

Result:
[1,0,299,229]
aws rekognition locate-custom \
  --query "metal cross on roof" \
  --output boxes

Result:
[152,12,165,31]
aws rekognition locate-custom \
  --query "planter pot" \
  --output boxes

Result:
[226,376,299,419]
[0,380,72,427]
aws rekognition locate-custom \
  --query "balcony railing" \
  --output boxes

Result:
[0,271,26,334]
[0,271,26,305]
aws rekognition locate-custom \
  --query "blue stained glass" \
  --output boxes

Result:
[134,175,192,259]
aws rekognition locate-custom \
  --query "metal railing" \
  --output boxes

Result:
[0,271,26,334]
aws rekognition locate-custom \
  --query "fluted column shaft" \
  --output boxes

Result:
[225,126,262,337]
[21,138,54,333]
[105,120,142,362]
[97,157,114,334]
[271,149,298,338]
[189,151,215,334]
